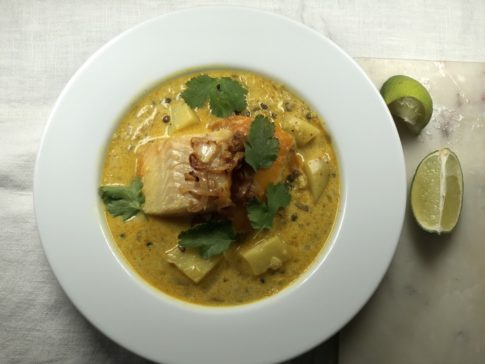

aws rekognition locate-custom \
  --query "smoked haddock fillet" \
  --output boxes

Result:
[139,129,243,215]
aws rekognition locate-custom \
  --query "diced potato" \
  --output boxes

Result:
[240,236,291,275]
[165,246,220,283]
[169,100,199,132]
[281,115,321,147]
[303,156,330,201]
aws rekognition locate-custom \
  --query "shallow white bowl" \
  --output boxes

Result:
[34,6,406,364]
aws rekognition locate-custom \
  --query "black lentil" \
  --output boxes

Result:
[286,169,301,183]
[284,101,294,111]
[295,202,310,212]
[162,115,170,123]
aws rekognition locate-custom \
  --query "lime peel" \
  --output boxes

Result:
[380,75,433,134]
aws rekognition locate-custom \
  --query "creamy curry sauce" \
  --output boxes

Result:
[101,70,340,306]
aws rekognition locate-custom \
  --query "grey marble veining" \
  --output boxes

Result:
[339,59,485,364]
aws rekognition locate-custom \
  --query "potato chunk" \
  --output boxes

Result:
[165,246,221,283]
[281,116,321,147]
[240,236,290,275]
[170,100,199,132]
[303,156,330,201]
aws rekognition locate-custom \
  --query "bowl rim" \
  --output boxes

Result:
[34,6,406,364]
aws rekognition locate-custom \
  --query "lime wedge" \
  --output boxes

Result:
[411,148,463,234]
[380,75,433,134]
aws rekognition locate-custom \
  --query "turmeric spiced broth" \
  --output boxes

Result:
[100,70,340,306]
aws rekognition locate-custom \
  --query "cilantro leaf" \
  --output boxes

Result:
[267,183,292,212]
[209,77,248,117]
[180,75,247,118]
[181,75,215,108]
[247,201,273,230]
[244,115,280,171]
[247,183,291,230]
[178,220,236,259]
[99,177,145,220]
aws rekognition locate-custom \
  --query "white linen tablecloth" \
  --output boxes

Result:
[1,1,484,363]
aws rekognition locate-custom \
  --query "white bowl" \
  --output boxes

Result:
[34,6,406,364]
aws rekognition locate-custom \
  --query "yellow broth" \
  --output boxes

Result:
[101,70,340,305]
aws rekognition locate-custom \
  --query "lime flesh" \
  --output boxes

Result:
[411,148,463,234]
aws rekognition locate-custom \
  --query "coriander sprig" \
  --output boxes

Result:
[247,183,291,230]
[181,75,247,118]
[244,115,280,171]
[178,220,236,259]
[99,177,145,220]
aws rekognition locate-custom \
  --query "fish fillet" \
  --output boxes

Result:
[139,130,235,216]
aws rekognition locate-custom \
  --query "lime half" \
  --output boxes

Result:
[411,148,463,234]
[380,75,433,134]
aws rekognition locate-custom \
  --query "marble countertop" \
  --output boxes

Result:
[1,1,484,363]
[342,58,485,364]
